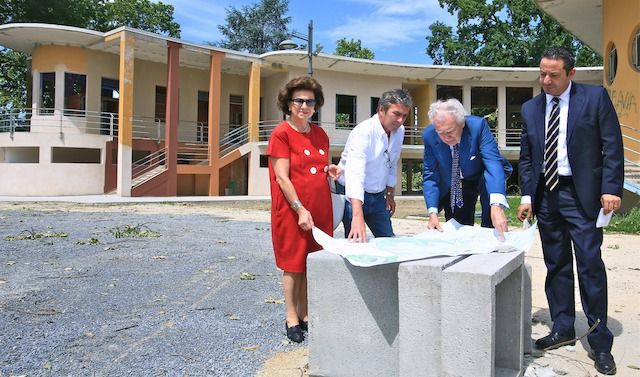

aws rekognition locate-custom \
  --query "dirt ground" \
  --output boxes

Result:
[1,199,638,376]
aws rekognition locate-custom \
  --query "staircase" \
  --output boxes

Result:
[132,165,166,188]
[131,147,167,189]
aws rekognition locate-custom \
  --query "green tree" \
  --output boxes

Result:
[0,0,180,109]
[425,0,601,67]
[334,38,374,60]
[216,0,290,54]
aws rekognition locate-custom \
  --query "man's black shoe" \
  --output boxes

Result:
[534,332,576,350]
[588,350,617,375]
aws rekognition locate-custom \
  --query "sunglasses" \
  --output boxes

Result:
[291,98,317,107]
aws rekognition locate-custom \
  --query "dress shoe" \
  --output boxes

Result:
[588,350,617,375]
[299,319,308,332]
[285,322,304,343]
[534,332,576,350]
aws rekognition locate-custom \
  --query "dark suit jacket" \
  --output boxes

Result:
[422,115,511,210]
[519,82,624,219]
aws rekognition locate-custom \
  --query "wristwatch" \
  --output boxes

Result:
[291,199,303,211]
[491,203,506,209]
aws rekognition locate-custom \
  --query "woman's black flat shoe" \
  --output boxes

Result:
[300,319,308,332]
[285,322,304,343]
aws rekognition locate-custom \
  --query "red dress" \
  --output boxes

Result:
[267,121,333,272]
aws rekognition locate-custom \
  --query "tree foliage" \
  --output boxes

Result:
[217,0,290,54]
[334,38,374,60]
[425,0,602,67]
[0,0,180,109]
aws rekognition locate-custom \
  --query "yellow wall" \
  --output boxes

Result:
[32,45,86,73]
[603,0,639,130]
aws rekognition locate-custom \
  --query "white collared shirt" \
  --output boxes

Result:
[522,81,573,205]
[338,114,404,202]
[545,82,572,176]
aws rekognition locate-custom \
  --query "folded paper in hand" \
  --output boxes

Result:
[596,208,613,228]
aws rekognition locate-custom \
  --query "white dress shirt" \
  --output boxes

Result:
[338,114,404,202]
[522,82,572,205]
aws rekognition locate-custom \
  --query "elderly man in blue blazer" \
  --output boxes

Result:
[518,47,623,375]
[422,98,512,239]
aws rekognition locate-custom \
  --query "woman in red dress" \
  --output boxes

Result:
[267,77,339,343]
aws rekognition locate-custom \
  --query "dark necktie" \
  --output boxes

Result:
[451,143,463,211]
[544,97,560,191]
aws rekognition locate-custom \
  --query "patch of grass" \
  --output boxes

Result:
[109,224,160,238]
[76,237,100,245]
[606,207,640,234]
[4,229,68,241]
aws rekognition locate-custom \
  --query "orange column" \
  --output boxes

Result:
[208,51,224,195]
[165,41,181,196]
[248,62,261,142]
[110,31,134,197]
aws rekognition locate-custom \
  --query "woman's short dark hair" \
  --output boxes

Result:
[277,76,325,115]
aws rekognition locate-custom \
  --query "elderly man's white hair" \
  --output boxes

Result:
[428,98,466,125]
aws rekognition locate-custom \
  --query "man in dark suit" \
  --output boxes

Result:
[422,98,512,239]
[518,47,623,375]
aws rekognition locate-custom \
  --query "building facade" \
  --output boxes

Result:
[0,23,603,197]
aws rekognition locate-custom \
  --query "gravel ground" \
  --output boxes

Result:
[0,203,299,377]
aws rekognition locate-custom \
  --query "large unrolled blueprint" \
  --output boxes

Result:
[312,220,537,267]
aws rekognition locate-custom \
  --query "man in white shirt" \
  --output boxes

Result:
[338,89,412,242]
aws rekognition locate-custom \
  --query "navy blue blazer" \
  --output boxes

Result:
[519,82,624,219]
[422,115,511,210]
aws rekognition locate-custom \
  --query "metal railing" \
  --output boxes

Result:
[220,124,250,156]
[0,108,162,139]
[178,143,209,164]
[132,147,167,181]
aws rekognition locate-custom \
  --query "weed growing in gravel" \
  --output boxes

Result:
[76,237,100,245]
[109,224,160,238]
[4,229,68,241]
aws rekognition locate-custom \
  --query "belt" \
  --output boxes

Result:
[541,174,573,191]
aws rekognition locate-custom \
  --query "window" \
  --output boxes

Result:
[607,44,618,85]
[101,78,119,135]
[633,29,640,71]
[155,86,166,122]
[40,72,55,115]
[401,159,423,195]
[471,87,498,129]
[197,91,208,142]
[260,154,269,168]
[370,97,380,116]
[336,94,356,128]
[506,87,533,146]
[51,147,100,163]
[229,94,244,129]
[64,73,86,116]
[436,85,463,102]
[0,147,39,163]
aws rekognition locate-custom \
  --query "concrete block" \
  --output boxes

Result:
[441,251,525,377]
[307,250,400,377]
[398,256,464,377]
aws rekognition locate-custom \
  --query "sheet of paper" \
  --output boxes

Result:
[312,219,538,267]
[596,208,613,228]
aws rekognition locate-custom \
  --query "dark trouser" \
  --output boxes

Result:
[536,177,613,353]
[440,176,493,228]
[342,190,394,238]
